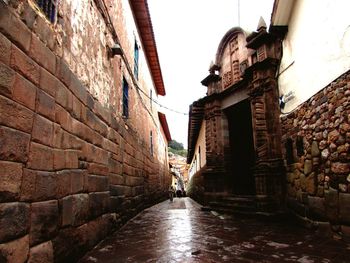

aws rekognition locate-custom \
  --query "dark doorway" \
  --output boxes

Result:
[225,99,255,195]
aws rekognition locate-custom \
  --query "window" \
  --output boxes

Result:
[150,131,153,156]
[134,40,139,79]
[296,136,304,157]
[36,0,58,23]
[122,77,129,118]
[198,146,201,168]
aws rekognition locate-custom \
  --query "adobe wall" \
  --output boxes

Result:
[281,70,350,234]
[0,1,170,262]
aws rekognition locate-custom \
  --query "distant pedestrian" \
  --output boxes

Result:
[168,185,174,202]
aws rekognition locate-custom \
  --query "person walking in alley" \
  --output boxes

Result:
[168,185,174,202]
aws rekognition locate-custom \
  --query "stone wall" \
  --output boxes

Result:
[281,69,350,233]
[0,1,170,262]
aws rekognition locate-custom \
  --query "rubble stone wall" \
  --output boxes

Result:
[281,69,350,232]
[0,1,170,262]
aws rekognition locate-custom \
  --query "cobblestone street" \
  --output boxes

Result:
[79,198,350,263]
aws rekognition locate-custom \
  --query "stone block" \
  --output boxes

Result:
[55,58,71,88]
[12,73,37,110]
[0,161,22,202]
[107,128,121,145]
[325,187,339,222]
[65,150,79,169]
[30,200,59,246]
[72,96,82,120]
[55,104,72,132]
[20,169,36,201]
[53,124,63,148]
[0,3,31,52]
[28,142,54,171]
[109,174,124,185]
[29,33,56,74]
[53,149,65,170]
[52,227,83,263]
[39,67,57,97]
[32,115,54,147]
[35,171,57,201]
[56,170,71,198]
[20,2,37,30]
[339,193,350,224]
[0,235,29,263]
[89,192,110,218]
[33,15,55,51]
[69,73,87,106]
[61,194,89,227]
[85,175,109,192]
[70,170,85,194]
[36,90,55,121]
[0,62,15,97]
[0,95,34,133]
[28,241,53,263]
[331,162,350,174]
[311,141,320,157]
[0,33,11,65]
[55,81,71,109]
[110,185,125,196]
[125,175,144,186]
[306,172,316,195]
[0,202,29,243]
[0,125,30,163]
[328,130,340,143]
[304,159,312,175]
[88,162,109,176]
[102,138,119,155]
[10,45,39,85]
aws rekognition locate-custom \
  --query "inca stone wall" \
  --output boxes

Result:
[281,69,350,233]
[0,1,170,262]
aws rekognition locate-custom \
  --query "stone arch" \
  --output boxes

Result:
[214,27,249,65]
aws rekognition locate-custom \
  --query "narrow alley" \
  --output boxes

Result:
[80,198,350,263]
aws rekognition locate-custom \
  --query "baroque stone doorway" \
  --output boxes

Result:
[225,99,255,195]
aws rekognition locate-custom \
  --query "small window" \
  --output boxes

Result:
[122,77,129,118]
[198,146,201,168]
[296,136,304,157]
[36,0,58,23]
[150,131,153,156]
[134,40,139,79]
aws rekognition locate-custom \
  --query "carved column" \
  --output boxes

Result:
[246,24,285,206]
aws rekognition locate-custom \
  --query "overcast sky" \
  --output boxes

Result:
[148,0,275,148]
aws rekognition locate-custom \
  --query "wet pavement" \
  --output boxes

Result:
[79,198,350,263]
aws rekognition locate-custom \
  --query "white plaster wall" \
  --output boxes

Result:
[189,120,206,178]
[278,0,350,113]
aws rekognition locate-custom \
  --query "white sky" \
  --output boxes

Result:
[148,0,275,148]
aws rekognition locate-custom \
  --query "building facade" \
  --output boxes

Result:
[273,0,350,234]
[187,23,285,210]
[187,0,350,235]
[0,0,171,261]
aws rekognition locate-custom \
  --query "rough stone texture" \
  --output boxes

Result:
[0,161,22,202]
[282,70,350,226]
[0,235,29,263]
[27,241,54,263]
[30,201,59,246]
[61,194,89,227]
[0,202,29,243]
[0,1,171,262]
